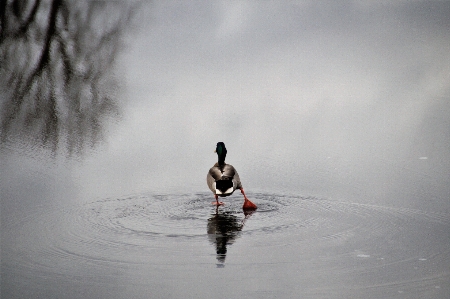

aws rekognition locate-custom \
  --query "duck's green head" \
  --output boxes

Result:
[215,142,227,165]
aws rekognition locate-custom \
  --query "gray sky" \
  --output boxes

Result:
[68,1,450,201]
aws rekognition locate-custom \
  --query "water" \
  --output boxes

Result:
[2,186,449,298]
[2,1,450,298]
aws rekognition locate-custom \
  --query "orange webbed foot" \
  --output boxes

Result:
[243,198,257,210]
[240,188,257,210]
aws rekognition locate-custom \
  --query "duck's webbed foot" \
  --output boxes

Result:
[212,194,224,206]
[240,188,257,210]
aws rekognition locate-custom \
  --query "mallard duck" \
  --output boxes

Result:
[207,142,257,209]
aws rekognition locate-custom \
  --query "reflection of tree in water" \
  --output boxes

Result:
[0,0,137,155]
[207,209,254,264]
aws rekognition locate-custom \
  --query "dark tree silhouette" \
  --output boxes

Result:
[0,0,137,155]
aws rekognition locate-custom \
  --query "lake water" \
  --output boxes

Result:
[1,1,449,299]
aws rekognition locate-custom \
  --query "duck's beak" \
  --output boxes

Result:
[214,150,216,153]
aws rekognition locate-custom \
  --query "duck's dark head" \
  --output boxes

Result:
[215,142,227,165]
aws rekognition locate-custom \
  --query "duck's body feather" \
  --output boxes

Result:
[207,142,256,209]
[207,162,242,197]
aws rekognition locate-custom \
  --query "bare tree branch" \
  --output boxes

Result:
[0,0,138,156]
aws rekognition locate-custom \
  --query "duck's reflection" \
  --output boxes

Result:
[207,207,255,265]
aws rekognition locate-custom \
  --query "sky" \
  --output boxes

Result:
[4,1,450,206]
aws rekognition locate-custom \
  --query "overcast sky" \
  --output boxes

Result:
[75,1,447,197]
[7,1,448,202]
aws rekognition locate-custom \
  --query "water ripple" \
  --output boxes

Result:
[6,192,449,292]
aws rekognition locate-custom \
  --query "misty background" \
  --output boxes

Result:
[2,0,449,210]
[87,1,450,207]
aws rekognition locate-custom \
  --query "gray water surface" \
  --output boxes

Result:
[3,188,449,298]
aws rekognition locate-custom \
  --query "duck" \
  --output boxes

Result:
[207,142,257,210]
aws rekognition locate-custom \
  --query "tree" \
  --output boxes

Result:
[0,0,137,155]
